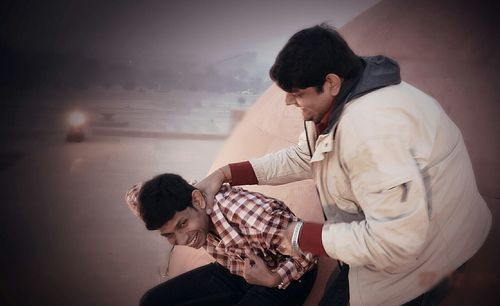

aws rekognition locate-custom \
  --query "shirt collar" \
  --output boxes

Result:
[209,185,246,247]
[315,101,335,135]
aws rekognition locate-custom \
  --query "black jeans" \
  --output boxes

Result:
[140,262,317,306]
[318,263,350,306]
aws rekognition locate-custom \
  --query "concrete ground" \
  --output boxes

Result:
[0,92,226,306]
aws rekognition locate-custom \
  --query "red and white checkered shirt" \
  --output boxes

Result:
[206,184,317,289]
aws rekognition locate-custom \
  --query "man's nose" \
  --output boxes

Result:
[285,93,297,106]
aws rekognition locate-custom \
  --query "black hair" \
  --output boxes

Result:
[269,23,362,93]
[138,173,195,230]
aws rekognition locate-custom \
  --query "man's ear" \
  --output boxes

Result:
[191,190,207,210]
[325,73,342,96]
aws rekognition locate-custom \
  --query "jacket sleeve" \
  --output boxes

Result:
[249,129,313,185]
[322,113,430,270]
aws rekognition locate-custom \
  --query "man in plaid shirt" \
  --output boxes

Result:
[125,173,317,306]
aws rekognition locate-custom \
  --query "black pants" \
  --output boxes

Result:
[319,263,455,306]
[140,262,317,306]
[318,263,350,306]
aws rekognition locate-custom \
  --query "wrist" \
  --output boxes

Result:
[299,222,328,256]
[216,168,227,183]
[228,161,258,186]
[270,272,282,288]
[218,165,231,184]
[291,221,304,254]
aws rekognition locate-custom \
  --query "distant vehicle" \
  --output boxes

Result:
[66,110,87,142]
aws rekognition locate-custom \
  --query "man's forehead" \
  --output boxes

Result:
[159,219,175,234]
[159,207,194,234]
[290,86,315,94]
[159,211,184,234]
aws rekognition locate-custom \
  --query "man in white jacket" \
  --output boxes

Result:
[196,24,491,305]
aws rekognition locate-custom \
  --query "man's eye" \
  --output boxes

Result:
[180,220,187,227]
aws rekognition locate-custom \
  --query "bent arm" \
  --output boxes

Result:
[245,197,316,288]
[249,130,313,185]
[223,187,317,288]
[222,129,313,187]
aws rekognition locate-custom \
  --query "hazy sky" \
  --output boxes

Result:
[1,0,379,66]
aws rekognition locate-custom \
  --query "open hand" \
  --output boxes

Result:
[243,251,281,287]
[194,167,227,214]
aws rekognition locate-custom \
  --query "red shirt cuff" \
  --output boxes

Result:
[299,222,328,256]
[228,161,258,186]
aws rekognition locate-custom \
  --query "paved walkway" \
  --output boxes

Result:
[0,128,223,306]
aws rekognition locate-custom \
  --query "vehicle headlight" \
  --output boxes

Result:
[68,111,86,127]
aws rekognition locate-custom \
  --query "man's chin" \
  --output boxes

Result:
[194,233,206,248]
[302,115,313,121]
[304,116,321,123]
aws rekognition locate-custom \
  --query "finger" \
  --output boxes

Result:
[244,257,251,267]
[246,252,261,268]
[246,251,259,260]
[277,245,285,253]
[205,193,215,213]
[203,195,213,214]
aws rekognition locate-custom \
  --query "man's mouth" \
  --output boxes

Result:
[187,232,199,247]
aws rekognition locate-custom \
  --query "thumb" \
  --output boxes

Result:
[244,257,251,265]
[246,251,259,260]
[203,193,214,214]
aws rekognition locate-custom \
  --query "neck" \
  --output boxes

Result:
[209,221,217,234]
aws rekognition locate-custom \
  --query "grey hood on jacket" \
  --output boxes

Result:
[324,55,401,134]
